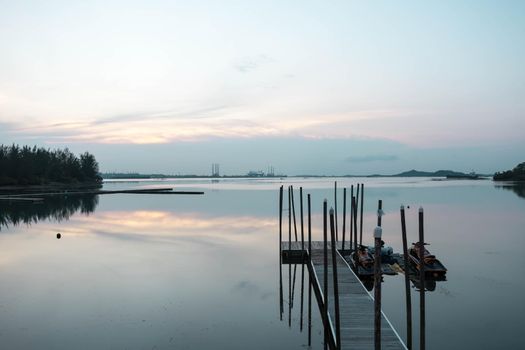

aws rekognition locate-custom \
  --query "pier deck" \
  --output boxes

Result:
[282,241,407,350]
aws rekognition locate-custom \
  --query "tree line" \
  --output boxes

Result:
[0,194,98,229]
[0,144,102,186]
[493,162,525,181]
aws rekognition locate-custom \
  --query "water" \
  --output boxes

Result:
[0,177,524,349]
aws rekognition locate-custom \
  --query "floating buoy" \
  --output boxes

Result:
[56,233,61,239]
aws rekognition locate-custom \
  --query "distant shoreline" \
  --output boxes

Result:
[101,169,492,180]
[0,182,102,195]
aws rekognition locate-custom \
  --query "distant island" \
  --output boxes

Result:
[298,169,487,178]
[367,169,483,178]
[0,144,102,189]
[493,162,525,181]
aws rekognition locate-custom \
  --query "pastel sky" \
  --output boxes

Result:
[1,0,524,175]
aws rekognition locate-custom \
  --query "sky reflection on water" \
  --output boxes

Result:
[0,178,524,349]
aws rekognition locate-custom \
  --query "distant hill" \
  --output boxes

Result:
[493,162,525,181]
[392,169,468,177]
[364,169,472,177]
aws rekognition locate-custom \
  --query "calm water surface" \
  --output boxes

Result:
[0,177,524,349]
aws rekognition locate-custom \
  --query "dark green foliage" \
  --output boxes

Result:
[0,144,102,186]
[0,194,98,229]
[493,162,525,181]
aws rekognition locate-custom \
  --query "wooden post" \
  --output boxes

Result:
[279,185,283,252]
[291,264,297,308]
[400,205,412,349]
[288,255,292,327]
[353,196,358,253]
[279,185,283,320]
[323,199,328,350]
[377,199,383,226]
[360,183,364,246]
[288,186,292,327]
[330,208,341,349]
[374,226,383,350]
[300,187,304,252]
[291,186,298,241]
[355,183,360,241]
[419,207,426,350]
[350,185,354,250]
[334,181,338,241]
[280,256,284,321]
[300,262,304,331]
[342,187,347,251]
[308,194,312,347]
[288,186,291,251]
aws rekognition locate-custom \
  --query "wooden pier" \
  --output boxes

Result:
[282,241,407,350]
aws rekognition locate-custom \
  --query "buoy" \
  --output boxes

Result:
[56,233,61,239]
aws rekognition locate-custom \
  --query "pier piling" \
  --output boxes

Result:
[359,184,364,246]
[400,205,412,349]
[330,208,341,349]
[374,199,384,350]
[350,185,354,250]
[279,185,283,320]
[419,207,426,350]
[334,182,338,241]
[342,188,347,251]
[300,187,304,251]
[323,199,328,350]
[291,186,298,241]
[308,194,312,347]
[353,196,358,253]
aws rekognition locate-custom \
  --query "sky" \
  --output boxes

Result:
[1,0,524,175]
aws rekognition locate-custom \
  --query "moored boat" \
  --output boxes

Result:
[408,242,447,275]
[350,245,375,277]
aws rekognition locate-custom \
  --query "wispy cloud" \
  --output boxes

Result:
[8,107,414,144]
[234,54,274,73]
[346,154,399,163]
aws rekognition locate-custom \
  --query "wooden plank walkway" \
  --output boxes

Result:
[282,241,407,350]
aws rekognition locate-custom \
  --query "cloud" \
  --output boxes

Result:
[9,103,286,144]
[5,107,408,144]
[346,154,399,163]
[234,54,274,73]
